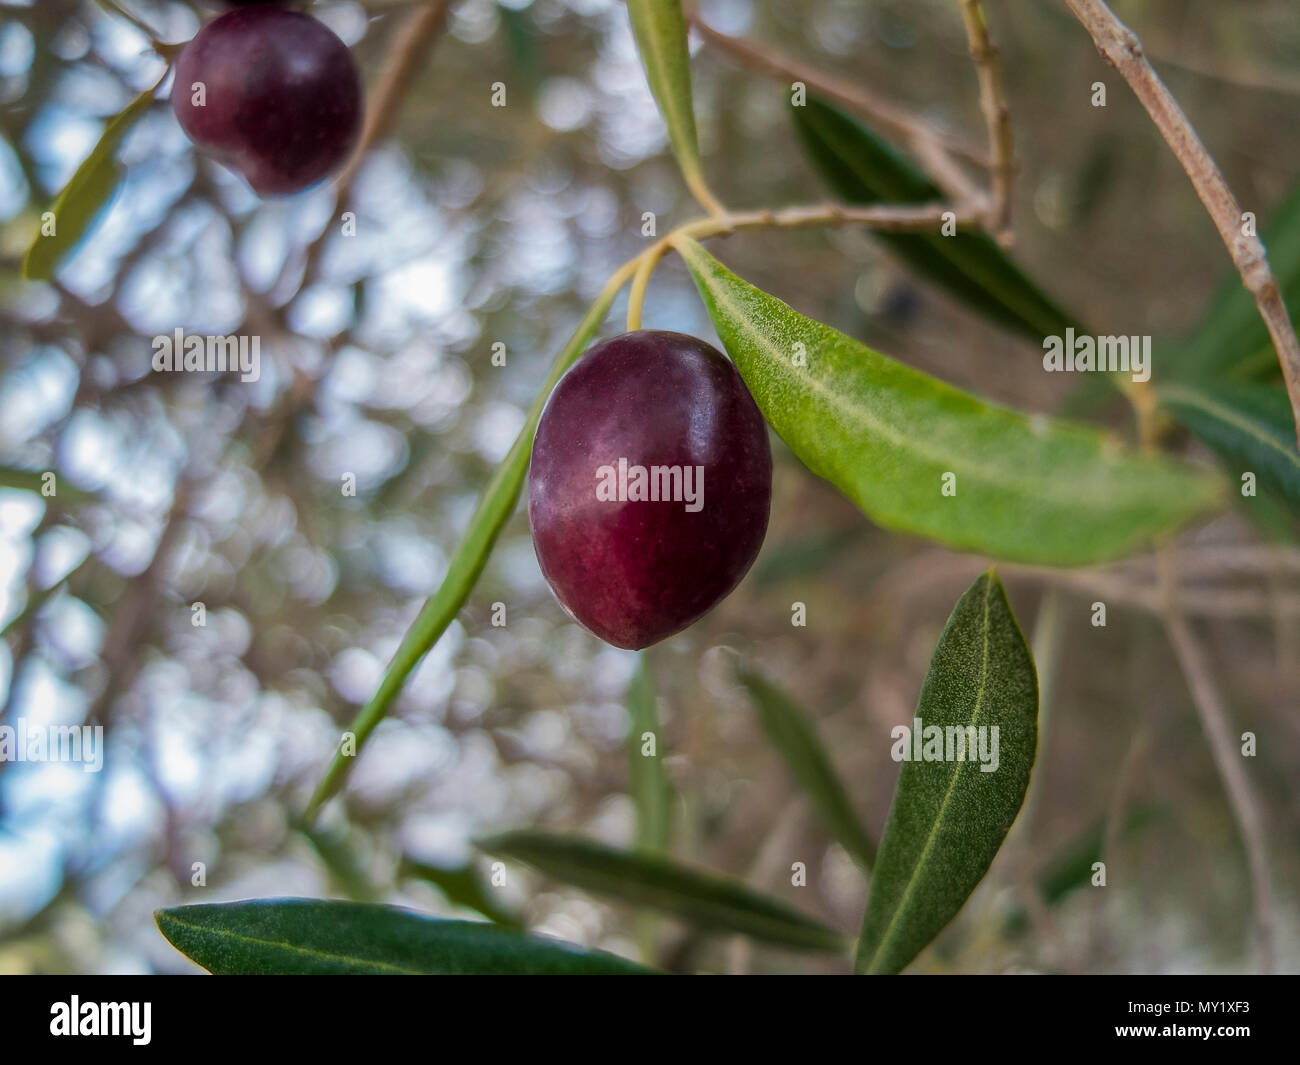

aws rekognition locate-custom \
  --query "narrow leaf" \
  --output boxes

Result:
[752,526,858,587]
[23,85,157,281]
[677,237,1223,565]
[627,653,670,853]
[792,99,1076,341]
[155,899,649,974]
[1174,182,1300,382]
[739,668,876,870]
[299,825,376,902]
[399,857,522,928]
[304,274,630,820]
[1002,806,1158,936]
[478,831,847,953]
[1160,380,1300,508]
[626,0,710,204]
[856,570,1037,974]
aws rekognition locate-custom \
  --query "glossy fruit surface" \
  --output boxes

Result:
[172,8,363,196]
[528,330,772,650]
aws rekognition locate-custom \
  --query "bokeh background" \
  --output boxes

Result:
[1,0,1298,974]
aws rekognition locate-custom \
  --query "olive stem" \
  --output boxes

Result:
[623,202,976,333]
[626,239,671,331]
[956,0,1015,245]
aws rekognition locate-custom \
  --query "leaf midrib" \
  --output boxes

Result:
[860,575,995,974]
[632,4,696,165]
[1161,384,1300,472]
[158,912,419,974]
[689,247,1200,516]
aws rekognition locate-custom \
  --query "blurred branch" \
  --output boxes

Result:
[1063,0,1300,448]
[686,13,988,211]
[1007,563,1300,619]
[1157,547,1276,974]
[297,0,456,285]
[956,1,1014,244]
[1142,39,1300,97]
[85,476,193,728]
[680,201,979,241]
[90,0,159,42]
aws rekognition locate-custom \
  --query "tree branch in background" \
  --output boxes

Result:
[297,0,456,284]
[1157,548,1276,974]
[686,13,989,212]
[956,0,1015,244]
[1063,0,1300,447]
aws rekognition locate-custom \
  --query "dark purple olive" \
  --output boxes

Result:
[528,330,772,650]
[172,7,363,196]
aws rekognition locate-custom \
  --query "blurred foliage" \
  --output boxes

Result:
[0,0,1298,974]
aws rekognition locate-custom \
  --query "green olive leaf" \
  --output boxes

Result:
[1173,182,1300,383]
[738,668,876,871]
[22,84,157,282]
[155,899,651,974]
[1002,805,1160,937]
[792,98,1077,341]
[628,653,671,853]
[857,570,1037,974]
[398,857,523,929]
[625,0,710,203]
[677,237,1224,565]
[478,831,848,954]
[303,276,629,822]
[1159,380,1300,509]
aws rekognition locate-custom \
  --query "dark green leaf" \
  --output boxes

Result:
[155,899,649,974]
[739,668,875,870]
[478,831,847,953]
[793,98,1076,341]
[23,86,156,281]
[399,857,522,929]
[299,825,376,903]
[752,526,858,587]
[1002,806,1159,936]
[678,238,1224,565]
[1174,182,1300,382]
[1160,380,1300,508]
[857,570,1037,974]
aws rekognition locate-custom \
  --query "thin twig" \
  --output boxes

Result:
[1157,547,1276,973]
[1141,39,1300,97]
[297,0,455,284]
[956,0,1015,244]
[686,14,988,211]
[685,201,976,241]
[1005,563,1300,619]
[1063,0,1300,448]
[91,0,168,52]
